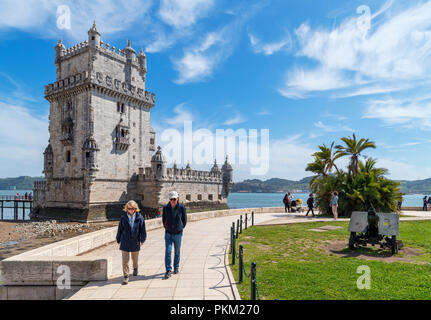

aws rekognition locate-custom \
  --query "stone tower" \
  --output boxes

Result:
[33,23,233,222]
[34,23,156,221]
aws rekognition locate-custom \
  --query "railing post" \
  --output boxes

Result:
[252,211,254,226]
[245,213,248,230]
[22,201,25,221]
[239,244,243,283]
[240,215,243,234]
[251,262,256,300]
[232,234,236,265]
[236,219,239,239]
[230,225,234,254]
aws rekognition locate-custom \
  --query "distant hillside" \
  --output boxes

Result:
[232,177,313,193]
[233,176,431,194]
[0,176,44,190]
[399,178,431,194]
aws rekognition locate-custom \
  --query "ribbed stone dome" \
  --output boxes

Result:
[83,137,99,150]
[44,144,53,154]
[221,156,232,171]
[211,160,220,172]
[151,146,166,162]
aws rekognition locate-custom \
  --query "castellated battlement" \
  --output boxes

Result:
[138,167,222,183]
[44,70,155,107]
[33,181,47,190]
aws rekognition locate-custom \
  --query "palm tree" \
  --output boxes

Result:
[314,142,343,175]
[335,133,376,176]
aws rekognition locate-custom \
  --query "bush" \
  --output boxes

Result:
[306,136,402,217]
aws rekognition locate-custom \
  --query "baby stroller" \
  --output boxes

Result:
[290,198,303,213]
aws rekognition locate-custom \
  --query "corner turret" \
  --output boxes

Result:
[88,21,101,48]
[54,39,66,63]
[123,40,137,61]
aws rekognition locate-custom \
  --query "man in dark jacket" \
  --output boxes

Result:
[306,193,315,217]
[116,200,147,285]
[162,191,187,279]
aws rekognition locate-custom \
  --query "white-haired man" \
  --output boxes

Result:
[162,191,187,279]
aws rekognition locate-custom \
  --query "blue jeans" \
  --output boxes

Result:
[165,232,182,272]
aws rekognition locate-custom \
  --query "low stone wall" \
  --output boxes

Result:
[0,206,281,300]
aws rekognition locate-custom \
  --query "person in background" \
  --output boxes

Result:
[116,200,147,285]
[306,193,315,217]
[283,193,289,213]
[397,198,402,211]
[423,196,428,211]
[163,191,187,279]
[331,191,339,220]
[428,196,431,209]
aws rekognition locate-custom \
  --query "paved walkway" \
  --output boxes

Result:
[67,213,280,300]
[66,210,431,300]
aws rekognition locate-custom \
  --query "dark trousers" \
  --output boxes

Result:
[424,204,428,211]
[306,207,314,216]
[284,204,291,212]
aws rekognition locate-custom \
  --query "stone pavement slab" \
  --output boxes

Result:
[67,212,281,300]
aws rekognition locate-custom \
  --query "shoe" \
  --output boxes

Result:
[122,276,129,285]
[133,268,138,276]
[164,271,172,279]
[173,268,179,274]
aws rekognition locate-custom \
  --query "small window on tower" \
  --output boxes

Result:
[121,103,125,113]
[117,102,120,113]
[66,151,71,163]
[92,36,95,40]
[86,152,90,158]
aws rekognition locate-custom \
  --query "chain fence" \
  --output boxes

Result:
[229,211,265,300]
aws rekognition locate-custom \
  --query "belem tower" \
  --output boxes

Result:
[32,23,233,222]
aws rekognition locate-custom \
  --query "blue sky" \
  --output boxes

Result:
[1,0,431,182]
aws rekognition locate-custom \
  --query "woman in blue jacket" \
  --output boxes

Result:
[116,200,147,285]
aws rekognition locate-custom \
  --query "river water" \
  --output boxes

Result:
[0,190,428,220]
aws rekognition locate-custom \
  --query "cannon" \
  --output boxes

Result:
[348,208,402,255]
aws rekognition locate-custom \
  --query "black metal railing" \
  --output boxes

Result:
[0,195,33,221]
[229,211,262,300]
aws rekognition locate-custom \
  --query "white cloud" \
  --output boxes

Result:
[376,157,431,180]
[363,96,431,130]
[224,112,246,125]
[314,121,353,133]
[233,135,315,181]
[0,102,48,177]
[164,102,195,127]
[249,32,291,55]
[173,28,231,84]
[281,1,431,98]
[0,0,153,40]
[159,0,214,29]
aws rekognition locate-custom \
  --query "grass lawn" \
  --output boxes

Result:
[229,220,431,300]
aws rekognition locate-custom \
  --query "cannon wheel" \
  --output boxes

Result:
[391,235,398,255]
[349,232,356,250]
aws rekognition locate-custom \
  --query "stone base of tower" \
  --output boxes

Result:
[30,202,127,222]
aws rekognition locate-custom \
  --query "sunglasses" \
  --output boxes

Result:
[127,207,136,211]
[170,198,177,201]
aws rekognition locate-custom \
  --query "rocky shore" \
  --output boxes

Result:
[0,220,118,260]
